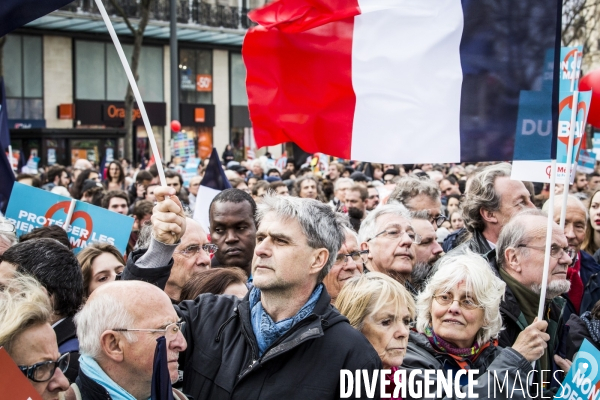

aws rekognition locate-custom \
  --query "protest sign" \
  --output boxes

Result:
[5,183,133,254]
[171,132,196,163]
[554,339,600,400]
[577,149,596,174]
[181,157,201,188]
[0,347,43,400]
[512,46,591,183]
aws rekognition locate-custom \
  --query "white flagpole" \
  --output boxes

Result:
[62,199,77,233]
[531,159,557,375]
[559,51,580,228]
[94,0,167,187]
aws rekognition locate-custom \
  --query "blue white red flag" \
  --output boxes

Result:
[0,0,75,37]
[192,148,231,232]
[243,0,561,163]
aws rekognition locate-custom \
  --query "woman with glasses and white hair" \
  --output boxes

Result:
[323,214,366,303]
[402,251,550,399]
[0,274,70,399]
[336,272,415,399]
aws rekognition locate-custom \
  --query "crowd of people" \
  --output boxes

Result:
[1,150,600,399]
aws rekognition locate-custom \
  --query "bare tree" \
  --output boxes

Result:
[563,0,600,71]
[108,0,154,162]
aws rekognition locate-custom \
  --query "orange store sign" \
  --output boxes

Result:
[196,74,212,92]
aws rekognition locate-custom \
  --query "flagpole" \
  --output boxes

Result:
[93,0,167,187]
[62,199,77,233]
[531,159,557,376]
[559,52,580,229]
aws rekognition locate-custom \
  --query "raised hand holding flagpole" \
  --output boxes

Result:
[93,0,167,187]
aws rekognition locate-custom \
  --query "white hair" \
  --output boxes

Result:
[415,250,506,346]
[75,294,136,359]
[542,194,588,220]
[0,216,18,250]
[358,203,411,244]
[334,177,354,192]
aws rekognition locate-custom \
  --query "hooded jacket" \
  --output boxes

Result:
[402,332,533,400]
[123,249,382,400]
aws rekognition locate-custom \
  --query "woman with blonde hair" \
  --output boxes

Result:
[402,251,549,399]
[336,272,415,399]
[0,274,70,399]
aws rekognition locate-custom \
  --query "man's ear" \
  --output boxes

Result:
[504,247,522,274]
[100,331,125,363]
[309,248,329,277]
[480,208,498,225]
[360,242,372,260]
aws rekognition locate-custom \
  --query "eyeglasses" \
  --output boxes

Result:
[113,320,185,341]
[175,244,218,258]
[0,221,16,233]
[335,250,369,264]
[368,228,422,244]
[19,352,70,383]
[433,293,481,310]
[517,244,575,260]
[430,215,447,228]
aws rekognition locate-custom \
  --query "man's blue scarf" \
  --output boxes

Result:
[249,284,323,357]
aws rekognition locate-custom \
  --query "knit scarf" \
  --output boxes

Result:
[423,326,493,369]
[250,284,323,357]
[79,354,147,400]
[581,311,600,343]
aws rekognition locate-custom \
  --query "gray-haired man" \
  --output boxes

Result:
[123,187,381,400]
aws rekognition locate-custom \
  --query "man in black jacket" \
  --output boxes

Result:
[124,187,382,400]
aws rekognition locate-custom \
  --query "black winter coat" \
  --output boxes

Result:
[123,250,382,400]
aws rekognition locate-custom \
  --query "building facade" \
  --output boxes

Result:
[2,0,282,168]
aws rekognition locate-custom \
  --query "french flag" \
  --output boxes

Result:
[243,0,561,163]
[192,148,231,232]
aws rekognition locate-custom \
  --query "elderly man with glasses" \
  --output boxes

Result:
[495,208,573,388]
[131,217,213,303]
[323,215,367,303]
[388,175,445,231]
[65,280,188,399]
[359,203,421,294]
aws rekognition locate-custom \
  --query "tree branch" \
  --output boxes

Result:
[107,0,136,36]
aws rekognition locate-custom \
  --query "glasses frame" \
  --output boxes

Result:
[433,293,481,310]
[0,221,16,233]
[19,352,70,383]
[368,229,422,245]
[113,320,185,339]
[517,244,575,260]
[335,250,369,265]
[431,215,447,228]
[174,244,218,258]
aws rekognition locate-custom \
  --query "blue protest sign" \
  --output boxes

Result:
[555,339,600,400]
[559,46,583,94]
[5,183,133,254]
[577,149,596,174]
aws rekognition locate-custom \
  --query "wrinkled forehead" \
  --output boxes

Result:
[374,214,411,231]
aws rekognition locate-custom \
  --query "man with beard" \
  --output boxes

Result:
[495,209,572,387]
[344,185,368,232]
[410,210,443,265]
[544,195,600,320]
[365,184,380,211]
[209,189,257,276]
